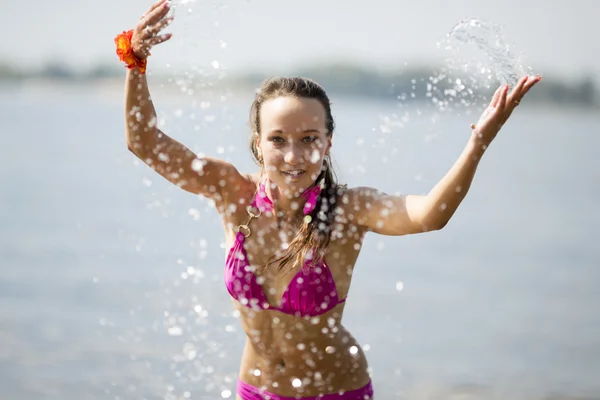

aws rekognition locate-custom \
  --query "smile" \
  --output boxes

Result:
[281,170,306,179]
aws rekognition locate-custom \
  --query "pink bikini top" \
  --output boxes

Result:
[224,182,346,317]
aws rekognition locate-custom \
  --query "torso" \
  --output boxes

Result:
[218,174,371,397]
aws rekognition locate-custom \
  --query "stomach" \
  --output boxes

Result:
[235,304,371,397]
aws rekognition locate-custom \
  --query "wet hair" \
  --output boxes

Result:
[249,77,343,275]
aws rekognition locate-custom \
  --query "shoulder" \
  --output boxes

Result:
[215,170,258,213]
[334,186,400,229]
[331,186,379,225]
[336,186,385,209]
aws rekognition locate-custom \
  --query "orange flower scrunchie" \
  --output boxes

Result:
[114,29,148,74]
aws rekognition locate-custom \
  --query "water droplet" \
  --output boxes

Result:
[191,159,204,172]
[212,60,220,69]
[168,326,183,336]
[310,149,321,163]
[349,346,358,355]
[183,343,197,359]
[292,378,302,388]
[396,281,404,292]
[221,390,232,398]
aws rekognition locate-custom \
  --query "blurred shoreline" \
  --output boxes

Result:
[1,61,598,109]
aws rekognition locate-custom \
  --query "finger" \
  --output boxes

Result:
[498,85,508,111]
[141,16,173,38]
[148,33,173,46]
[491,86,503,107]
[145,0,172,26]
[150,16,174,36]
[143,0,168,17]
[521,75,542,97]
[508,76,527,103]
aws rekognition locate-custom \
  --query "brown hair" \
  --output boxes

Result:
[249,77,343,275]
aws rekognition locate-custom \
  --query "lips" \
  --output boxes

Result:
[281,169,306,179]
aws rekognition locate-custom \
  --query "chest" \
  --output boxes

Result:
[224,206,364,307]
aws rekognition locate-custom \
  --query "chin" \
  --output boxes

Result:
[266,170,319,195]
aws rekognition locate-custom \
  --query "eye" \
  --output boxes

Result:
[268,136,285,144]
[302,136,317,143]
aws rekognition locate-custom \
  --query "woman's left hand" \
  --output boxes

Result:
[472,75,542,146]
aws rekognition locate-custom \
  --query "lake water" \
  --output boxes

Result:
[1,81,599,399]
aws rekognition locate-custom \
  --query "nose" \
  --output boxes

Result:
[283,144,304,165]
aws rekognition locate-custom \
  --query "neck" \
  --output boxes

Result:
[265,181,305,215]
[259,178,322,221]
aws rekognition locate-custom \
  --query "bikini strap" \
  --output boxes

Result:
[237,179,320,237]
[236,196,262,238]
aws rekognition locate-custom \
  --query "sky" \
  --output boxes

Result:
[0,0,598,81]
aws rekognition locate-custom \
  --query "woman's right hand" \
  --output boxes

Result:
[131,0,174,60]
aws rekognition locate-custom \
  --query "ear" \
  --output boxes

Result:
[254,131,261,150]
[325,132,333,155]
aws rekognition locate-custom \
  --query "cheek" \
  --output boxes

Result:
[308,147,324,165]
[262,148,283,164]
[307,142,327,165]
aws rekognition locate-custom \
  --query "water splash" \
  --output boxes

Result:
[398,18,540,116]
[168,0,200,15]
[440,18,533,87]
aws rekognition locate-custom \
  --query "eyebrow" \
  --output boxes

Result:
[267,129,322,135]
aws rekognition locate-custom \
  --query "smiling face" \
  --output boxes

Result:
[256,96,332,197]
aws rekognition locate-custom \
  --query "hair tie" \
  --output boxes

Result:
[114,29,148,74]
[301,185,322,215]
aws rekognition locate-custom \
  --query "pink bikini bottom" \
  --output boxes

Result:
[237,379,374,399]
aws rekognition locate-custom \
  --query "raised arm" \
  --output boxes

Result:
[123,0,246,203]
[349,75,541,236]
[347,137,485,235]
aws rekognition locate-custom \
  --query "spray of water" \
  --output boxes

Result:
[124,2,245,397]
[441,18,533,87]
[385,18,536,124]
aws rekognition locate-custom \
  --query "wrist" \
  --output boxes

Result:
[114,29,148,74]
[467,132,489,160]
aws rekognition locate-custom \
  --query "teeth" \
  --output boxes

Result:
[284,170,304,176]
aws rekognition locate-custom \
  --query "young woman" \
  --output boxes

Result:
[116,1,541,398]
